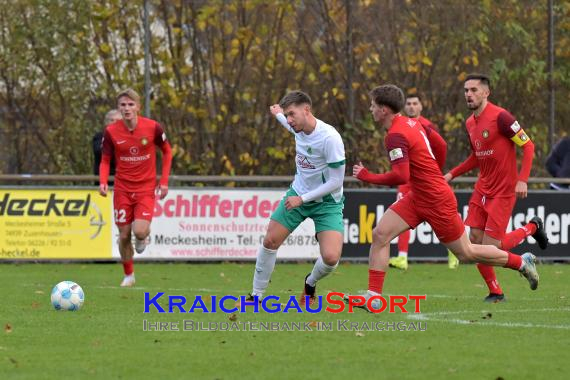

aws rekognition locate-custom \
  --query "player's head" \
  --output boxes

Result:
[104,109,122,126]
[404,94,423,118]
[369,85,405,125]
[116,88,141,122]
[279,90,313,133]
[464,73,490,111]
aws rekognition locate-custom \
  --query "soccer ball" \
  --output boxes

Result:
[51,281,85,311]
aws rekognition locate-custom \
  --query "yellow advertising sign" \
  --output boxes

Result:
[0,189,112,259]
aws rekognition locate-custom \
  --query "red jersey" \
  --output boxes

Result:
[398,116,444,194]
[100,117,172,193]
[358,115,451,206]
[450,102,534,198]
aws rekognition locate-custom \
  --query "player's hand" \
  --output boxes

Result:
[443,173,453,182]
[269,104,283,116]
[353,162,366,178]
[99,183,108,197]
[157,184,169,200]
[285,196,303,210]
[515,180,528,199]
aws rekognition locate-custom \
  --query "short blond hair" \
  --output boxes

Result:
[104,109,121,125]
[116,88,141,105]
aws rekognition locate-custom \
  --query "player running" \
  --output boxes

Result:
[349,84,539,311]
[389,93,459,270]
[99,88,172,287]
[246,91,346,306]
[444,73,548,302]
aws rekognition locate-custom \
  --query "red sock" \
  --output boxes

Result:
[368,269,386,294]
[501,223,537,250]
[398,230,410,254]
[503,252,523,270]
[476,264,503,294]
[122,259,134,275]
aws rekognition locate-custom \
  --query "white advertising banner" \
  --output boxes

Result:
[112,189,320,260]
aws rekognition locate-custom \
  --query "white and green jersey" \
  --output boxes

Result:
[279,117,345,203]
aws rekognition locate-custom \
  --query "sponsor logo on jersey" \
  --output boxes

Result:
[510,121,521,133]
[475,139,482,149]
[389,148,404,161]
[296,155,316,169]
[130,146,140,155]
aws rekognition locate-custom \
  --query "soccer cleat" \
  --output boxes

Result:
[236,293,262,308]
[299,274,317,307]
[135,236,150,254]
[448,250,460,269]
[519,252,539,290]
[483,293,506,303]
[529,216,548,250]
[389,256,408,270]
[343,290,382,313]
[120,274,136,287]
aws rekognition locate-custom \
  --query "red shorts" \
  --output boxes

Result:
[464,189,515,240]
[390,190,464,243]
[113,190,156,226]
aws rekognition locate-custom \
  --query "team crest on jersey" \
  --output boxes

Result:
[130,146,139,155]
[482,129,489,138]
[389,148,404,161]
[475,140,482,149]
[141,137,148,146]
[520,132,528,141]
[307,146,313,154]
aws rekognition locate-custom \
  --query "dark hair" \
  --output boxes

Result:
[279,90,312,109]
[369,85,405,113]
[406,93,422,102]
[465,73,491,88]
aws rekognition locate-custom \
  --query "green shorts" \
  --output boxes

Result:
[270,188,344,234]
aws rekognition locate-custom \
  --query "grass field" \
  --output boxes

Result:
[1,262,569,379]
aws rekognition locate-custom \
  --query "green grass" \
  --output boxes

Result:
[1,262,569,379]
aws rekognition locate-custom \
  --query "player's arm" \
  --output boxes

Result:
[99,128,114,196]
[154,124,173,200]
[497,111,534,198]
[353,133,410,186]
[297,164,345,204]
[423,125,447,170]
[445,152,478,182]
[269,104,294,133]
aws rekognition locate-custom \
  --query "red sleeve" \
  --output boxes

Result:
[518,140,534,182]
[356,162,410,186]
[154,123,172,186]
[99,128,114,185]
[424,127,447,170]
[497,110,518,138]
[449,152,478,178]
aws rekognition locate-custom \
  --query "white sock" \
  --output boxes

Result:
[398,251,408,258]
[252,245,278,297]
[306,256,338,287]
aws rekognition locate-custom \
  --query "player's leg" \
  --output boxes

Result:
[345,208,412,312]
[500,218,548,251]
[114,191,136,287]
[301,201,345,305]
[390,229,410,270]
[250,190,301,299]
[465,192,505,301]
[390,189,409,270]
[132,192,155,254]
[444,232,539,290]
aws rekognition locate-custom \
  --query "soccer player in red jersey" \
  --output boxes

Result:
[347,84,539,310]
[99,89,173,287]
[443,73,548,302]
[389,94,458,270]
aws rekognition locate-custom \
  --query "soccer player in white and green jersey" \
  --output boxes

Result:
[248,90,346,306]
